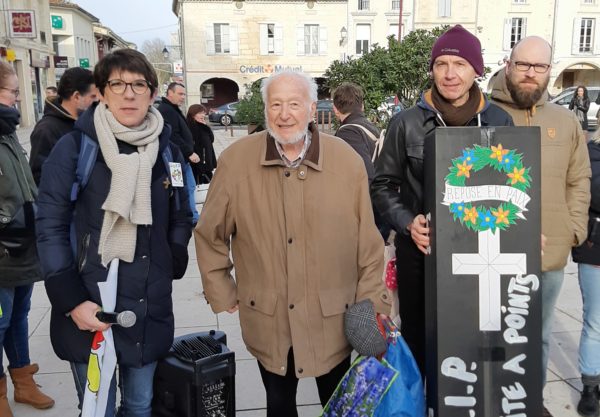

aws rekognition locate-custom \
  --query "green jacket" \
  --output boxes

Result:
[0,131,41,286]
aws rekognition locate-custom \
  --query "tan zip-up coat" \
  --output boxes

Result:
[195,125,390,378]
[491,71,591,272]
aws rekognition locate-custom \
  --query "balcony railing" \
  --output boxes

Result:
[358,0,370,10]
[392,0,400,10]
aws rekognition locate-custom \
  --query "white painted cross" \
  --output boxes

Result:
[452,229,526,331]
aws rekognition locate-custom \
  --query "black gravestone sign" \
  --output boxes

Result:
[424,127,542,417]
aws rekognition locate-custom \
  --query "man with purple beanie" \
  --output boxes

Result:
[371,25,514,376]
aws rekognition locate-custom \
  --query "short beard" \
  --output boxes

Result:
[267,125,307,146]
[506,73,549,109]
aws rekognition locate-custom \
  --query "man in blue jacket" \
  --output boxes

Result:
[36,49,192,417]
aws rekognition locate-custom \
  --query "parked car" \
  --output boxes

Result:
[208,101,239,125]
[550,86,600,129]
[315,99,334,124]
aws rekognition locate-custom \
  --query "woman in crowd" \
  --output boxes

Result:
[186,104,217,184]
[569,85,590,131]
[0,62,55,416]
[36,49,192,417]
[572,128,600,417]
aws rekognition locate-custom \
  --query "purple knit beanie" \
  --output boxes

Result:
[429,25,484,76]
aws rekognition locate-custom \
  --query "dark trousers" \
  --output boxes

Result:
[395,233,426,377]
[257,348,350,417]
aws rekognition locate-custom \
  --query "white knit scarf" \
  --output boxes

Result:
[94,104,163,266]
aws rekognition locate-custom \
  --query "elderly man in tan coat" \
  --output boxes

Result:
[195,71,389,416]
[491,36,591,417]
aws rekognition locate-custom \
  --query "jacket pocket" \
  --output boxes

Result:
[319,289,355,317]
[406,144,424,181]
[319,289,356,355]
[0,203,36,257]
[239,291,278,358]
[243,291,278,315]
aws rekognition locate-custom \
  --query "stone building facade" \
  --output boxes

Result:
[174,0,600,107]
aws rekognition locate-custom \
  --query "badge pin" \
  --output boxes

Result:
[547,128,556,139]
[168,162,184,187]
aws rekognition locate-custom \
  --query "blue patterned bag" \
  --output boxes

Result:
[321,356,398,417]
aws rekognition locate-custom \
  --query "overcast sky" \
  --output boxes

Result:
[74,0,178,49]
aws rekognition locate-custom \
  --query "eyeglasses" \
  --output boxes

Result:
[0,87,20,97]
[512,61,551,74]
[107,79,150,95]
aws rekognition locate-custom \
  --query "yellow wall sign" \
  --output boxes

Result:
[6,49,16,62]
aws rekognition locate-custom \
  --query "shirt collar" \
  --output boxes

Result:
[262,122,323,171]
[274,131,311,168]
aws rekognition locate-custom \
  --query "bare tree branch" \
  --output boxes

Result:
[141,38,172,94]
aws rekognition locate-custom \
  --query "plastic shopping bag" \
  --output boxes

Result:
[374,322,425,417]
[321,356,398,417]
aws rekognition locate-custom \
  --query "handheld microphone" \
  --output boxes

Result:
[95,310,137,328]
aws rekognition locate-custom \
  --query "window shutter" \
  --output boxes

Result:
[275,24,284,55]
[593,19,600,54]
[206,24,215,55]
[319,26,328,55]
[297,25,305,55]
[229,24,239,55]
[502,18,512,51]
[438,0,450,17]
[572,18,582,54]
[259,24,267,55]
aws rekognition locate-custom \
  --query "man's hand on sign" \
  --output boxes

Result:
[408,214,430,255]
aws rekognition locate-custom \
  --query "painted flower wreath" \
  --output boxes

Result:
[444,144,532,232]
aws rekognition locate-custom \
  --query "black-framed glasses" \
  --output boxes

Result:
[513,61,551,74]
[0,87,20,97]
[107,79,150,95]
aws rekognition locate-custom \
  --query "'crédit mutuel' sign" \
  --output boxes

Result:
[239,64,303,74]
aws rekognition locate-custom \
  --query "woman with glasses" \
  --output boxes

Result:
[0,62,55,416]
[569,86,591,131]
[186,104,217,184]
[35,49,192,417]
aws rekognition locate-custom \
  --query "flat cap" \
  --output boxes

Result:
[344,299,387,357]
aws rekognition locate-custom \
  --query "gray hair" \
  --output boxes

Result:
[260,70,318,104]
